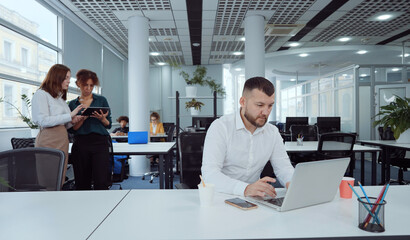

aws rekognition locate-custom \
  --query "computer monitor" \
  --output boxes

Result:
[285,117,308,133]
[317,117,341,134]
[192,117,217,131]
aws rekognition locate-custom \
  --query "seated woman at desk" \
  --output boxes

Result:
[149,112,164,136]
[111,116,129,136]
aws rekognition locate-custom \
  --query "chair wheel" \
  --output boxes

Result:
[149,179,153,183]
[142,176,145,180]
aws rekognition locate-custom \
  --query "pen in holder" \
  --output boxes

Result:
[358,197,386,232]
[296,134,304,146]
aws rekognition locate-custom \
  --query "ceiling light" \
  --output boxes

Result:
[150,52,160,56]
[290,78,296,81]
[192,43,200,47]
[391,68,400,72]
[338,37,351,42]
[377,14,392,20]
[360,74,367,77]
[299,53,309,57]
[399,54,409,57]
[156,62,166,66]
[367,12,404,21]
[235,68,242,71]
[288,42,300,47]
[232,52,243,56]
[239,37,245,41]
[342,74,348,77]
[356,50,367,54]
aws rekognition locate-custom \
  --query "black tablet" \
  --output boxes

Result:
[81,107,110,116]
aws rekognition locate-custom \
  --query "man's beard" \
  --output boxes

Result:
[243,108,267,128]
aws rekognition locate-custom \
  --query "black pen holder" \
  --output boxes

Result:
[358,197,386,232]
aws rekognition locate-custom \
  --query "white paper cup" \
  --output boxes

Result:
[197,183,215,206]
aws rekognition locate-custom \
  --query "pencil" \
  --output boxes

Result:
[372,183,390,224]
[358,181,371,204]
[363,183,387,228]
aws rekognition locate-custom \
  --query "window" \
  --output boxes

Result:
[3,84,14,117]
[3,40,12,61]
[21,47,29,67]
[21,87,30,117]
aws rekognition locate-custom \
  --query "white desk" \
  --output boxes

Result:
[285,141,381,185]
[89,186,410,239]
[357,140,410,184]
[0,190,130,240]
[69,142,176,189]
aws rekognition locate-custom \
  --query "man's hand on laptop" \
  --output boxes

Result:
[244,177,276,198]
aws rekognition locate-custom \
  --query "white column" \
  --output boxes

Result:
[161,65,172,123]
[245,15,265,79]
[128,15,150,176]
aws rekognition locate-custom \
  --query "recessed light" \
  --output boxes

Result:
[356,50,367,54]
[391,68,400,72]
[239,37,245,41]
[150,52,160,56]
[360,74,367,77]
[338,37,351,42]
[232,52,243,56]
[288,42,300,47]
[156,62,166,66]
[290,78,296,81]
[367,12,404,21]
[192,43,200,47]
[377,14,392,20]
[299,53,309,57]
[342,74,348,77]
[399,54,409,57]
[235,68,242,71]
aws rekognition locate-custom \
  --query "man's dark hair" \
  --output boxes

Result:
[242,77,275,96]
[117,116,129,123]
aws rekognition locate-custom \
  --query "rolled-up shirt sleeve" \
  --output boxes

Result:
[32,90,72,128]
[201,120,249,196]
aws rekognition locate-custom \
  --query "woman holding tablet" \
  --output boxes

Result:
[32,64,84,187]
[69,69,112,190]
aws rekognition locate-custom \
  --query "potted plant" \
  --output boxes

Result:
[0,94,39,136]
[373,95,410,143]
[185,98,204,115]
[180,65,225,97]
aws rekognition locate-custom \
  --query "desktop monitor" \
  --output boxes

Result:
[317,117,341,134]
[285,117,308,133]
[192,117,217,131]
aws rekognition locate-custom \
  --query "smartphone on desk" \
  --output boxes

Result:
[225,198,258,210]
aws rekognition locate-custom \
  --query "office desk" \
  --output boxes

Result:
[285,142,381,185]
[0,190,130,240]
[89,186,410,239]
[69,142,175,189]
[357,140,410,184]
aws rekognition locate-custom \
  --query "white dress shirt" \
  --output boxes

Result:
[32,89,73,129]
[202,111,294,196]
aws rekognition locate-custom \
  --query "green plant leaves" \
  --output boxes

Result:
[185,98,204,111]
[180,66,225,96]
[373,95,410,139]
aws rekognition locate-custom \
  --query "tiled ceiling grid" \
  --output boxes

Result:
[312,0,410,44]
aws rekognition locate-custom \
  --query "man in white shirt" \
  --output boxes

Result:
[202,77,294,197]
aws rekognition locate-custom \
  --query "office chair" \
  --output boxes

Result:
[290,125,319,141]
[378,127,409,185]
[142,124,175,183]
[0,147,65,191]
[317,132,356,160]
[107,135,128,190]
[175,132,206,189]
[11,137,36,149]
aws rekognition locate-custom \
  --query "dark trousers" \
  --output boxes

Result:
[72,134,111,190]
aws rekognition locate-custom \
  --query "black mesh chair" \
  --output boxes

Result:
[0,147,65,191]
[378,127,409,185]
[108,135,128,189]
[11,138,36,149]
[290,125,319,141]
[176,132,206,189]
[317,132,356,160]
[142,124,176,183]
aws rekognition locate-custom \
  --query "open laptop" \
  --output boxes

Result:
[247,158,350,212]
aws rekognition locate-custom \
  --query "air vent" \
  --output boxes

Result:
[265,24,305,36]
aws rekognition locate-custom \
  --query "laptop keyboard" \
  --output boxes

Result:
[265,197,285,207]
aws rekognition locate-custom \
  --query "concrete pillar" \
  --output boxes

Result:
[161,65,172,123]
[245,15,265,79]
[128,15,150,176]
